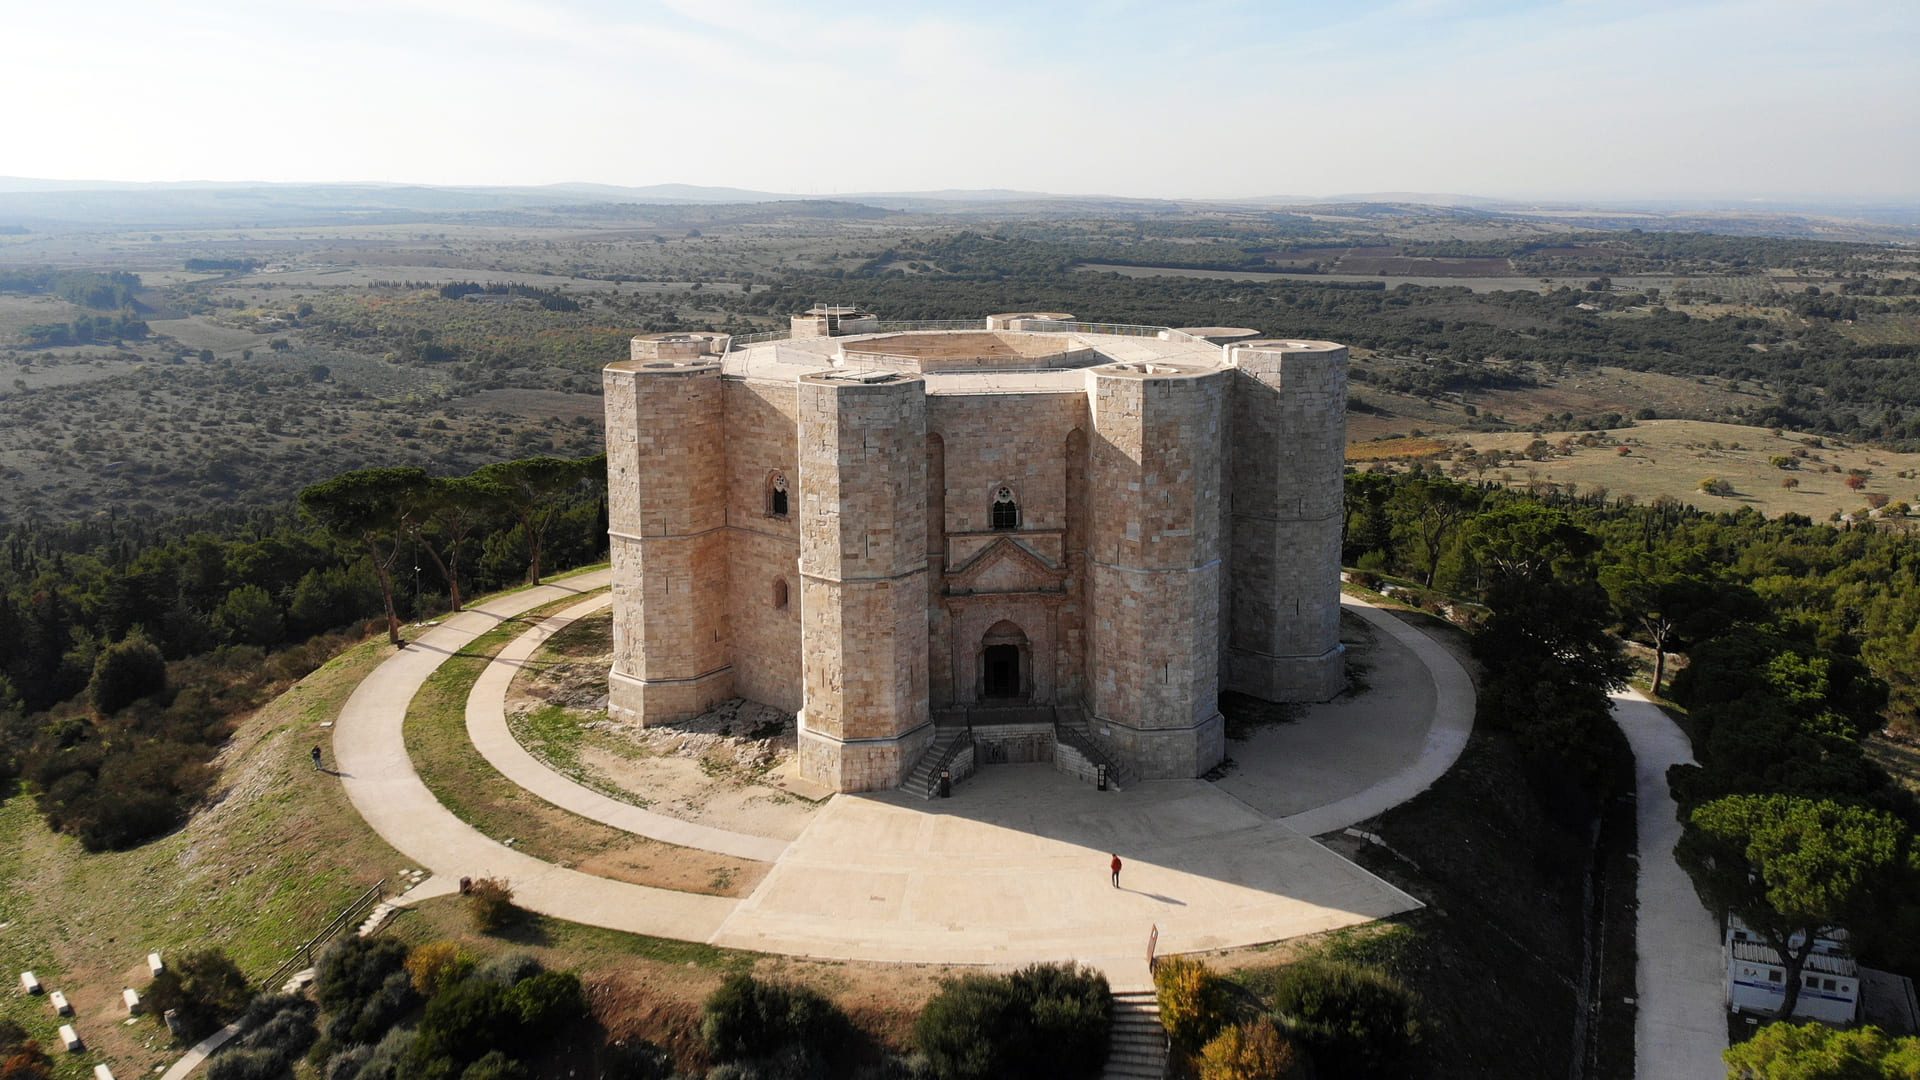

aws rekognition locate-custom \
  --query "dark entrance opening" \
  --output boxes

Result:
[983,644,1021,699]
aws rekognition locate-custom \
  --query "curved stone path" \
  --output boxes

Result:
[1278,598,1476,836]
[466,593,788,862]
[334,573,1478,971]
[331,569,740,941]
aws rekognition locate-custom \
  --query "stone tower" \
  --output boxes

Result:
[794,369,934,791]
[1085,362,1230,779]
[1221,339,1349,702]
[604,336,735,725]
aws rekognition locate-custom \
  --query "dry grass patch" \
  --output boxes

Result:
[1347,436,1450,462]
[1445,419,1920,520]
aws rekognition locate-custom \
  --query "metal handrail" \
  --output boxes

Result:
[1053,715,1132,787]
[926,715,973,797]
[261,878,387,990]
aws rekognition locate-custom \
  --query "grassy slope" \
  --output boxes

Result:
[0,638,401,1077]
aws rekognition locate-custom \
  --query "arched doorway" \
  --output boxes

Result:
[979,620,1029,702]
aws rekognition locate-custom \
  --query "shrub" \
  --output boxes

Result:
[411,969,587,1072]
[324,1045,371,1080]
[473,952,543,987]
[458,1051,528,1080]
[915,963,1110,1080]
[703,974,848,1064]
[353,1027,417,1080]
[412,977,516,1068]
[89,632,168,713]
[316,937,417,1047]
[406,941,475,997]
[1155,956,1232,1053]
[1270,958,1424,1079]
[206,1048,291,1080]
[1198,1017,1305,1080]
[233,992,318,1059]
[144,948,252,1042]
[466,877,518,932]
[508,970,587,1029]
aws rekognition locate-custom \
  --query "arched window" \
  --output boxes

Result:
[991,485,1019,531]
[767,471,789,518]
[772,578,789,609]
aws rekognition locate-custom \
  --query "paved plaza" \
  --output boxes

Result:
[334,572,1474,982]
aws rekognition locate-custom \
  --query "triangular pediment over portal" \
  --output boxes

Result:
[945,536,1066,596]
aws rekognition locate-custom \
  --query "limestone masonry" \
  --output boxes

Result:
[603,310,1348,792]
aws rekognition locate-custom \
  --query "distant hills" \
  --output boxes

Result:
[0,176,1914,240]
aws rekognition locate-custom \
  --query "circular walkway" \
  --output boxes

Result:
[332,572,1473,979]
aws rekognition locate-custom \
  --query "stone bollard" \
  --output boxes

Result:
[94,1065,116,1080]
[163,1008,183,1036]
[49,990,72,1016]
[58,1024,82,1052]
[147,952,165,977]
[123,987,141,1015]
[19,971,40,995]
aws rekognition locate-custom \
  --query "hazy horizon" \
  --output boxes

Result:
[3,0,1917,204]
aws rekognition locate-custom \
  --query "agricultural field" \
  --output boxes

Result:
[1430,419,1920,522]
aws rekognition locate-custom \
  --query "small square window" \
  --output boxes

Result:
[1769,971,1783,983]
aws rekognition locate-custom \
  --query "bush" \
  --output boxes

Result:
[316,937,417,1047]
[407,941,475,997]
[1270,958,1423,1079]
[915,963,1110,1080]
[703,974,848,1064]
[233,992,318,1061]
[1155,956,1232,1054]
[206,1048,291,1080]
[353,1027,417,1080]
[473,951,543,987]
[1198,1018,1305,1080]
[508,970,587,1029]
[89,632,168,713]
[144,948,252,1043]
[458,1051,528,1080]
[411,968,588,1072]
[466,877,518,932]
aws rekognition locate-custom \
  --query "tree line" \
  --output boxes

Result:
[1342,471,1920,1011]
[0,452,607,851]
[709,238,1920,445]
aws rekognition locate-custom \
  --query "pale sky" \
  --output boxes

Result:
[2,0,1915,203]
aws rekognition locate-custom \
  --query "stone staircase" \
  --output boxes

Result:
[1056,707,1141,790]
[1104,988,1168,1079]
[904,725,970,800]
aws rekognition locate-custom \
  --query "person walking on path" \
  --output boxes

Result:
[311,745,324,771]
[1110,854,1122,888]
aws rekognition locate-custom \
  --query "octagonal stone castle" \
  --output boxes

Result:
[603,309,1348,793]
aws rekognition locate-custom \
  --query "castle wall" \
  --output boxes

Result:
[1222,342,1349,701]
[722,380,803,714]
[795,372,932,791]
[1085,366,1228,778]
[926,391,1086,708]
[603,361,733,724]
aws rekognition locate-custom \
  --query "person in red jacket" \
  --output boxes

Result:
[1110,853,1122,888]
